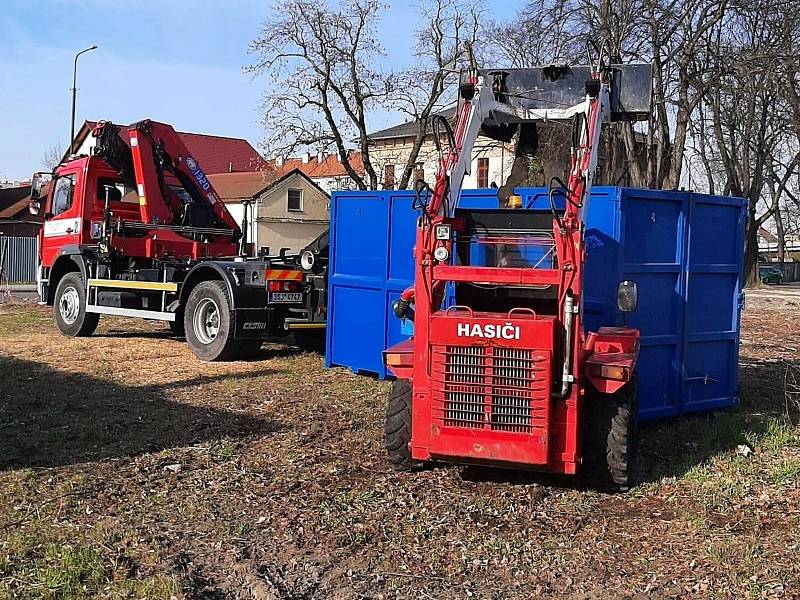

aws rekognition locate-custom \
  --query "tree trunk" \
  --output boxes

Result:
[743,206,761,288]
[775,201,786,263]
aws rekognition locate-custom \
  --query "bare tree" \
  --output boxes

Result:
[248,0,390,190]
[393,0,482,190]
[697,0,800,284]
[41,144,63,171]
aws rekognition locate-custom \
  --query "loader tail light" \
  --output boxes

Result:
[589,364,628,381]
[268,280,300,292]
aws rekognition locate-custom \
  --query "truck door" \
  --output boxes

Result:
[41,169,82,268]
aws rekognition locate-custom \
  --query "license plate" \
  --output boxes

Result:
[270,292,303,303]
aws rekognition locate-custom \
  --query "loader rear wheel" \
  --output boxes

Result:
[53,272,99,337]
[583,376,639,491]
[184,281,241,361]
[385,379,413,471]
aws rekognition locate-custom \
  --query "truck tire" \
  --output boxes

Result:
[583,376,639,491]
[53,272,99,337]
[184,281,241,361]
[385,379,413,471]
[292,329,326,353]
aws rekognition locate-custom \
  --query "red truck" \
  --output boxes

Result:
[29,119,309,360]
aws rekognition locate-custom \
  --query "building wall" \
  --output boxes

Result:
[255,173,329,254]
[258,221,328,255]
[368,135,514,190]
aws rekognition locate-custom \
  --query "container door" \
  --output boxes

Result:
[326,192,389,376]
[619,189,687,419]
[680,194,745,413]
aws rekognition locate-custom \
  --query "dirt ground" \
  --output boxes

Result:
[0,291,798,599]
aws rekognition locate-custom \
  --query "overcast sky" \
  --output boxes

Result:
[0,1,523,182]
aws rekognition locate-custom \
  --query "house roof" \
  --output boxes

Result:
[207,171,274,202]
[68,121,267,174]
[263,151,365,179]
[0,185,33,219]
[758,227,777,243]
[208,168,329,204]
[367,107,456,141]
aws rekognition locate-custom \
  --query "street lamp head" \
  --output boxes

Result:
[89,44,98,50]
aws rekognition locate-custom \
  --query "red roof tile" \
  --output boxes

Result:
[208,168,329,204]
[207,171,274,202]
[177,131,267,174]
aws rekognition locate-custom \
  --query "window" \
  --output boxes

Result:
[52,174,76,216]
[384,164,395,190]
[413,162,425,184]
[287,188,303,212]
[97,178,137,204]
[477,157,490,188]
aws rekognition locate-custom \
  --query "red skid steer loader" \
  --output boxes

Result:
[383,43,652,489]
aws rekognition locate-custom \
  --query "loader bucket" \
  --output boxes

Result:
[477,63,652,123]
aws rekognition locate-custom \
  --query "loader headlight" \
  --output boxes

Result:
[300,250,315,271]
[433,246,450,262]
[617,280,638,312]
[434,224,451,241]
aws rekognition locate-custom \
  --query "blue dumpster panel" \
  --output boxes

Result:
[326,186,746,419]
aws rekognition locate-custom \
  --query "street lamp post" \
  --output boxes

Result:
[69,44,98,156]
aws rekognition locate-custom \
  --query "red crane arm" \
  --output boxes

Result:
[125,120,241,233]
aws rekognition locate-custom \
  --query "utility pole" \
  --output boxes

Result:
[70,45,98,156]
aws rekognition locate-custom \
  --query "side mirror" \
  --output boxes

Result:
[617,280,638,312]
[29,172,52,215]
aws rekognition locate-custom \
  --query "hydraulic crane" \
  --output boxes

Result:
[383,43,652,488]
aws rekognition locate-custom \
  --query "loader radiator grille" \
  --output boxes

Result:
[432,345,550,434]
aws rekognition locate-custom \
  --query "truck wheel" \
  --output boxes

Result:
[53,272,99,337]
[385,379,413,471]
[583,376,639,491]
[184,281,240,361]
[292,329,326,353]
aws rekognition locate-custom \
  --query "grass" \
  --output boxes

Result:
[0,299,798,597]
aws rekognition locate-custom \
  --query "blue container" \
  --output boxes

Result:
[326,187,746,419]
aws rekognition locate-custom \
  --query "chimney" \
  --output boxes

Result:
[276,156,284,167]
[317,153,324,164]
[301,152,310,164]
[228,161,233,173]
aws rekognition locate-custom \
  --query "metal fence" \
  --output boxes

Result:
[0,236,38,284]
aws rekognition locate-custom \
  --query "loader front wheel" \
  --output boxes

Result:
[184,281,240,361]
[583,376,639,491]
[385,379,413,471]
[53,272,99,337]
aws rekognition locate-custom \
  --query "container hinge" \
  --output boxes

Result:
[565,374,575,383]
